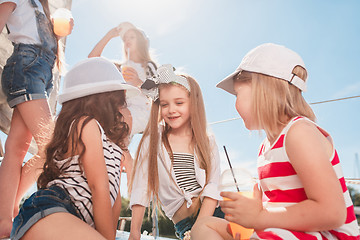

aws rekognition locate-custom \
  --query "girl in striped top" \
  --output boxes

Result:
[192,43,360,240]
[11,57,139,240]
[129,65,224,240]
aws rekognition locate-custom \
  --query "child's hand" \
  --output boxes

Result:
[122,67,142,87]
[107,26,122,38]
[220,183,263,229]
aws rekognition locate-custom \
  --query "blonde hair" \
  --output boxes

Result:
[124,29,151,68]
[235,66,315,140]
[129,75,211,206]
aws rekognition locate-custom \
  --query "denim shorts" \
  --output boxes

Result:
[174,206,225,239]
[11,185,81,240]
[1,43,56,108]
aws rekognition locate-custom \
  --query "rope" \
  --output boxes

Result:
[209,95,360,125]
[310,95,360,105]
[345,178,360,185]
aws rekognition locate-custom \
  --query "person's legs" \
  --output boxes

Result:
[0,108,33,238]
[14,99,53,212]
[191,216,234,240]
[0,99,52,238]
[22,212,107,240]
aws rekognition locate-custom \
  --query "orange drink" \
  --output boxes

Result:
[223,192,254,239]
[121,65,135,82]
[53,18,71,37]
[219,167,255,240]
[52,8,73,37]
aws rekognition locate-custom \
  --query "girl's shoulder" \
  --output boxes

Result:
[283,117,317,135]
[285,116,333,150]
[76,117,102,135]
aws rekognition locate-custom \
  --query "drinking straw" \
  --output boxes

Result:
[223,146,240,192]
[127,47,130,63]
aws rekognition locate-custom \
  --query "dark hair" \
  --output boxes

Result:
[38,90,129,188]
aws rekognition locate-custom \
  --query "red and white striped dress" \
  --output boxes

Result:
[252,117,360,240]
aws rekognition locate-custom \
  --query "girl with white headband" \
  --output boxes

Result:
[129,65,224,240]
[190,43,360,240]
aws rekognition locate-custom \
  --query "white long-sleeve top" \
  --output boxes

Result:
[130,125,222,220]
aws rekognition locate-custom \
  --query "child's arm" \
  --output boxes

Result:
[88,26,121,58]
[112,188,122,231]
[81,119,115,240]
[0,2,15,32]
[221,120,346,232]
[128,205,146,240]
[197,197,217,219]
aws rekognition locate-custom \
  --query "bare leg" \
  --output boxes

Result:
[191,216,234,240]
[0,99,52,238]
[0,108,32,238]
[22,212,107,240]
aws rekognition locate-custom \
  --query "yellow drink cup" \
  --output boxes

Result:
[53,18,71,37]
[219,168,255,240]
[223,192,254,239]
[121,65,135,82]
[52,8,73,37]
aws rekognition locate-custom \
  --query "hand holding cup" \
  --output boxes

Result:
[219,168,257,239]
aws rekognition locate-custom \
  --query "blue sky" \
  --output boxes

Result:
[2,0,360,197]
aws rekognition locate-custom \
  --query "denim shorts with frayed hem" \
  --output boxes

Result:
[174,206,225,239]
[1,43,56,108]
[11,185,82,240]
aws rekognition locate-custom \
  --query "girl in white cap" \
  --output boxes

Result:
[129,65,224,240]
[88,22,157,186]
[0,1,73,237]
[191,43,360,240]
[10,57,139,240]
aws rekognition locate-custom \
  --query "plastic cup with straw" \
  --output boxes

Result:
[52,8,73,37]
[121,48,132,82]
[220,146,254,239]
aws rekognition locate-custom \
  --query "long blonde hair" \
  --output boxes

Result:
[129,75,211,204]
[235,66,315,140]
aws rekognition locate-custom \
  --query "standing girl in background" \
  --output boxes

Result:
[88,22,157,184]
[191,43,360,240]
[0,1,72,237]
[129,65,224,240]
[11,57,139,240]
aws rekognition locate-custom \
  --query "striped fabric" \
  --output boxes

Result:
[47,121,122,227]
[253,117,360,240]
[172,152,202,193]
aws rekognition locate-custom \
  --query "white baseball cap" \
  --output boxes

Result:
[216,43,307,95]
[58,57,140,104]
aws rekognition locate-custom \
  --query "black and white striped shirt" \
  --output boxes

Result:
[172,152,202,193]
[47,121,122,227]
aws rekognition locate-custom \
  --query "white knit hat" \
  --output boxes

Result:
[58,57,140,104]
[216,43,307,95]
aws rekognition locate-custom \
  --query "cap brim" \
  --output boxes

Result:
[216,69,241,95]
[58,81,140,104]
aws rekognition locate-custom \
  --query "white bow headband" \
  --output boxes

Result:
[141,64,190,101]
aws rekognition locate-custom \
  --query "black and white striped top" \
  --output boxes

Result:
[172,152,202,193]
[47,121,122,227]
